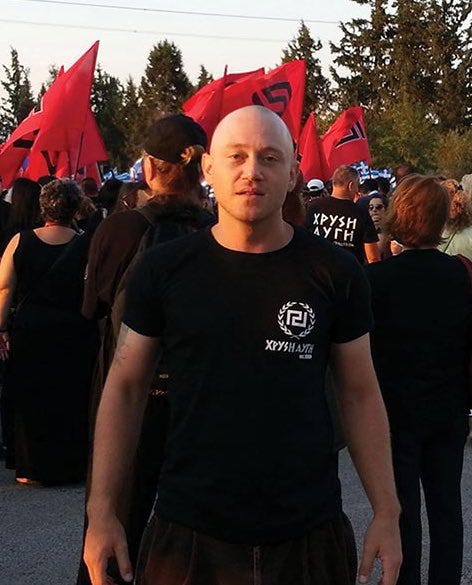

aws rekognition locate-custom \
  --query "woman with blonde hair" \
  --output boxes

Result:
[366,174,471,585]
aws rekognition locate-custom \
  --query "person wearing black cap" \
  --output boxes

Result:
[76,113,214,585]
[84,106,401,585]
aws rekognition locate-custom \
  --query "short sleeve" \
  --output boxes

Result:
[122,252,165,337]
[331,258,374,343]
[361,208,379,244]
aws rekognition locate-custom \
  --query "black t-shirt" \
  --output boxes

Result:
[306,196,378,263]
[123,226,373,544]
[366,250,472,429]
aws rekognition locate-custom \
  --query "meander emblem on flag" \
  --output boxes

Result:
[277,302,316,340]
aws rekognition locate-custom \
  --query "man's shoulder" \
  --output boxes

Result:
[139,227,208,268]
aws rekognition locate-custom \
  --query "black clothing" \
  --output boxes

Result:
[366,249,471,585]
[3,230,98,482]
[77,201,214,585]
[124,226,373,545]
[366,250,471,428]
[0,199,11,232]
[391,425,466,585]
[134,514,357,585]
[306,196,378,263]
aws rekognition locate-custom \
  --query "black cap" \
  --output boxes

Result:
[143,114,207,163]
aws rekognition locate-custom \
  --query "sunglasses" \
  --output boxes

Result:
[369,204,385,211]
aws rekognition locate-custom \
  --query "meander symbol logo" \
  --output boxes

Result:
[277,302,315,340]
[251,82,292,117]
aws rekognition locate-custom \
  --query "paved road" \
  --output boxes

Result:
[1,442,472,585]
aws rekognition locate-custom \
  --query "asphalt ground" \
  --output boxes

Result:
[1,443,472,585]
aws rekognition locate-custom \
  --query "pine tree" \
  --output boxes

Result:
[331,0,472,170]
[196,65,214,89]
[91,65,126,169]
[424,0,472,131]
[139,40,193,129]
[37,64,60,102]
[330,0,392,110]
[120,77,142,169]
[0,48,35,141]
[281,21,332,124]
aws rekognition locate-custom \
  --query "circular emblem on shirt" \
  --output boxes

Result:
[277,302,316,339]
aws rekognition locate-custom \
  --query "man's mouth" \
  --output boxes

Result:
[236,188,264,196]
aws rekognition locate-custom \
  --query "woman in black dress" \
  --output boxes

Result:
[0,179,98,485]
[366,174,472,585]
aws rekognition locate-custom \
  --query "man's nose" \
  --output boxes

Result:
[241,155,262,180]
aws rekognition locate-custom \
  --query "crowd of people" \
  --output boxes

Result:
[0,107,470,585]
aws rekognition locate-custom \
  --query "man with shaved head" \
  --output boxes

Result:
[84,106,401,585]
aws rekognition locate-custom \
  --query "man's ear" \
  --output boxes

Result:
[201,152,213,184]
[287,158,299,191]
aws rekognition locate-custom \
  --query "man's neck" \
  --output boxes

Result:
[211,215,294,253]
[331,189,353,201]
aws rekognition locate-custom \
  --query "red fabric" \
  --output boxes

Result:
[0,67,67,187]
[32,42,99,158]
[321,107,371,177]
[183,69,263,143]
[220,61,306,140]
[0,111,41,188]
[26,109,107,180]
[298,113,330,182]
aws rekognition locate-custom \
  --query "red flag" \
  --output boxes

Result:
[26,109,108,180]
[32,42,99,161]
[298,113,330,182]
[321,107,371,176]
[220,61,306,140]
[0,111,41,188]
[0,67,66,187]
[183,68,263,142]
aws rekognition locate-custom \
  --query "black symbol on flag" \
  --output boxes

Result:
[41,151,57,176]
[336,121,366,147]
[13,129,39,150]
[252,82,292,117]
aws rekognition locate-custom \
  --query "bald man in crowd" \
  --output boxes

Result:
[84,106,401,585]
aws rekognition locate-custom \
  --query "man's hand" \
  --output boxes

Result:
[84,511,133,585]
[358,513,402,585]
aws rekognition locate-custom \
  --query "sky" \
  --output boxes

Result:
[0,0,369,95]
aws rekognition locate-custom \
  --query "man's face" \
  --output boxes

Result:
[202,107,297,224]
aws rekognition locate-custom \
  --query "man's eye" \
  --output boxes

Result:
[263,155,278,163]
[229,153,243,160]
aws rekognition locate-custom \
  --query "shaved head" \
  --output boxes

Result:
[210,106,294,158]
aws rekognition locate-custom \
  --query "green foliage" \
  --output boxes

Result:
[139,40,193,128]
[91,65,125,168]
[433,129,472,180]
[367,99,437,172]
[197,65,214,89]
[119,77,142,168]
[0,48,35,141]
[282,21,332,123]
[332,0,472,174]
[37,64,60,103]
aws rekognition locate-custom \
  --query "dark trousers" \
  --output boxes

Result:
[391,421,467,585]
[135,514,357,585]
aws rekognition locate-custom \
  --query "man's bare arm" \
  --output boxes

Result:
[84,324,160,585]
[330,333,401,585]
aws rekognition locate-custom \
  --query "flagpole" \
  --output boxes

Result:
[74,132,84,179]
